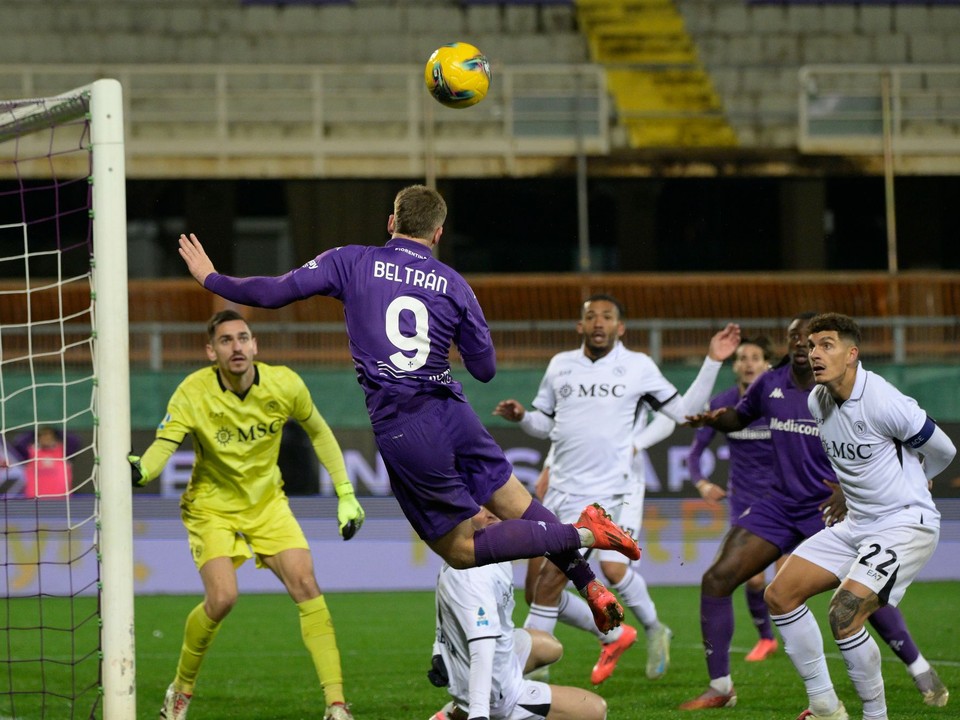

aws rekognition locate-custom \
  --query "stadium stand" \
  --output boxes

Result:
[0,0,957,155]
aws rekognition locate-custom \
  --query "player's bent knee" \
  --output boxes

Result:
[439,543,476,569]
[205,592,237,621]
[528,628,563,666]
[578,691,607,720]
[549,684,607,720]
[600,566,626,586]
[427,534,476,569]
[701,567,736,597]
[763,582,789,615]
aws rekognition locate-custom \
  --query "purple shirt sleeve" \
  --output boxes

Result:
[688,425,717,481]
[204,270,307,309]
[454,289,495,381]
[462,352,496,383]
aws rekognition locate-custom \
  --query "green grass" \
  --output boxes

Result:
[3,582,957,718]
[130,582,959,720]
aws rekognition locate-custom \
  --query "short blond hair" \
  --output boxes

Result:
[393,185,447,240]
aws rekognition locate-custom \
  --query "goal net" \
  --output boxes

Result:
[0,80,134,719]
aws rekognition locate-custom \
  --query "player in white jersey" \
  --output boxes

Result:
[764,313,956,720]
[523,410,677,686]
[494,295,740,685]
[428,510,607,720]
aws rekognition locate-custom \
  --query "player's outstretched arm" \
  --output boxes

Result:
[178,233,217,286]
[695,479,727,505]
[685,406,743,432]
[302,405,366,539]
[492,399,525,422]
[707,322,742,361]
[128,439,179,487]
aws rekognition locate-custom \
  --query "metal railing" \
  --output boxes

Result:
[3,316,957,371]
[799,64,960,156]
[0,63,609,178]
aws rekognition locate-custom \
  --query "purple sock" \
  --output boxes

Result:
[869,604,920,665]
[473,499,595,591]
[521,500,596,591]
[702,595,734,679]
[746,586,774,640]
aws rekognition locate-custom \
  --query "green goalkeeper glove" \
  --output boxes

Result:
[128,454,150,487]
[337,492,365,540]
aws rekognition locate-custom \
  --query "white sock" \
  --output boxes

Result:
[612,568,658,630]
[837,628,886,720]
[709,675,733,694]
[557,591,620,642]
[772,605,840,716]
[906,654,930,678]
[524,603,559,634]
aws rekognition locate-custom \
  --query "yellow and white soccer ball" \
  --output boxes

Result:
[424,42,491,109]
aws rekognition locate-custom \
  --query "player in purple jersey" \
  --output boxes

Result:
[679,313,947,712]
[178,184,640,633]
[687,336,780,663]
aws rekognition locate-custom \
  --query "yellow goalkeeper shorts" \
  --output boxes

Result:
[180,493,309,570]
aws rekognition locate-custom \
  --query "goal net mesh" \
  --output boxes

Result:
[0,89,104,718]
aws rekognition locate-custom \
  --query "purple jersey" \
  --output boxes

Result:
[206,238,495,430]
[733,363,836,509]
[688,385,774,516]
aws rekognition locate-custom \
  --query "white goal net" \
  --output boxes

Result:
[0,80,134,719]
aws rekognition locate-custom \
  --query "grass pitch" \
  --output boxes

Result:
[132,581,959,720]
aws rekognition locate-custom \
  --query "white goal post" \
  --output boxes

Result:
[0,78,134,719]
[91,78,136,720]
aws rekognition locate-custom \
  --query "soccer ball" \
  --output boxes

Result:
[424,42,491,109]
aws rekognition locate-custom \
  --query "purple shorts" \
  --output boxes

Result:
[727,484,766,526]
[374,398,513,542]
[733,493,825,555]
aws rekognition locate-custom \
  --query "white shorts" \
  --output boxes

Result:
[791,506,939,607]
[498,680,553,720]
[543,486,643,565]
[512,628,532,669]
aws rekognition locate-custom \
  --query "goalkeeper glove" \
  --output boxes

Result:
[427,654,449,687]
[337,492,365,540]
[128,454,150,487]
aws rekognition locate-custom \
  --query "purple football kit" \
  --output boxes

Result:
[206,238,516,541]
[729,364,833,553]
[688,385,775,521]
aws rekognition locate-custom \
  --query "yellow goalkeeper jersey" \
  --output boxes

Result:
[155,362,318,513]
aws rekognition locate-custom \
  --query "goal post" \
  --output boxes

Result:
[0,78,135,719]
[90,78,136,720]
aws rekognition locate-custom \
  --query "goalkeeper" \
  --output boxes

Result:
[129,309,363,720]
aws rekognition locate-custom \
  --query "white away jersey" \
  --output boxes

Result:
[529,343,680,496]
[435,562,523,718]
[808,363,940,526]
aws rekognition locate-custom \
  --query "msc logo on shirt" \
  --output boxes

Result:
[237,419,284,443]
[577,383,626,398]
[215,420,285,446]
[822,440,873,460]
